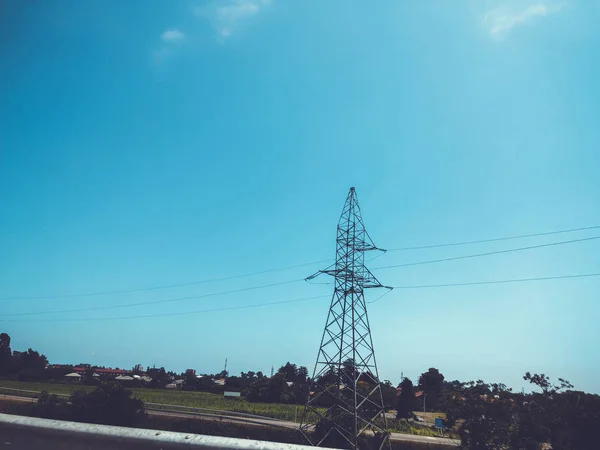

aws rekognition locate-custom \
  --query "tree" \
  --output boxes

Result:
[0,333,11,375]
[521,372,598,450]
[278,362,298,381]
[395,378,416,419]
[45,364,73,381]
[246,373,293,403]
[297,366,309,384]
[441,373,600,450]
[30,385,146,428]
[12,348,48,380]
[33,391,69,419]
[183,370,203,391]
[147,367,169,389]
[418,367,445,411]
[69,384,145,427]
[380,380,397,410]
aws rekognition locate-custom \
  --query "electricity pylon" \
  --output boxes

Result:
[300,187,391,450]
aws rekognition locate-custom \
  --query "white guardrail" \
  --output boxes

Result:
[0,413,337,450]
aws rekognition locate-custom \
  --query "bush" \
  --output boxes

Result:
[70,384,146,427]
[32,385,146,427]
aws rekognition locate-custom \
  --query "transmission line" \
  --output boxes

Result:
[1,225,598,301]
[373,236,600,271]
[389,273,600,290]
[0,259,331,301]
[386,225,600,252]
[2,272,597,322]
[0,295,330,323]
[0,279,304,316]
[367,272,600,305]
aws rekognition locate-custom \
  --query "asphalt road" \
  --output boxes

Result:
[0,394,460,447]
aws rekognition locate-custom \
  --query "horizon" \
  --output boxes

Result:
[1,0,599,396]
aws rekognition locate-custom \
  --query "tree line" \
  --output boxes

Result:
[0,333,48,380]
[2,331,599,449]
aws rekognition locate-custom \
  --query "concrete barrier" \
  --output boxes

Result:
[0,413,333,450]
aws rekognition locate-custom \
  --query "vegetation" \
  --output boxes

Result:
[0,380,94,396]
[0,379,308,422]
[2,331,600,448]
[15,384,145,427]
[396,377,416,419]
[0,333,48,381]
[418,368,445,411]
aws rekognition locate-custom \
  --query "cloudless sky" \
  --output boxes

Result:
[1,0,599,393]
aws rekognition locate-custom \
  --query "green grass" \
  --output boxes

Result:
[135,389,306,422]
[0,380,93,397]
[0,380,305,422]
[0,380,458,439]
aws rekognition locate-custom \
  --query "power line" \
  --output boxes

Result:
[0,295,330,323]
[2,272,598,322]
[386,225,600,252]
[373,236,600,271]
[0,279,304,316]
[0,259,331,301]
[389,273,600,290]
[2,225,599,301]
[367,288,393,304]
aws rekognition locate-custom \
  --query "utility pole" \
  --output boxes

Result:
[300,187,391,450]
[224,357,227,376]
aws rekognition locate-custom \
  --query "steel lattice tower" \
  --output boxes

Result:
[300,187,391,450]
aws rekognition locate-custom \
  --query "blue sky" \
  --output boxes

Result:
[1,0,599,393]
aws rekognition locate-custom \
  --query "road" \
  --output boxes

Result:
[0,394,460,447]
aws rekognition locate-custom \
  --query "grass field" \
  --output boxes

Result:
[0,381,93,396]
[0,380,304,422]
[0,380,455,438]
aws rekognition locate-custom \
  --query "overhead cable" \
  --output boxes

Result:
[386,225,600,252]
[373,236,600,271]
[2,225,598,301]
[0,279,304,316]
[389,272,600,290]
[0,295,330,323]
[0,259,331,301]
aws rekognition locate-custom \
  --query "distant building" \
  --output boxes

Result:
[185,369,196,376]
[65,373,81,383]
[133,364,144,373]
[47,364,73,370]
[73,367,132,378]
[115,375,135,382]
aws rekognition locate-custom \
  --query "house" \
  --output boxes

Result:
[73,367,133,378]
[64,373,81,383]
[115,375,134,381]
[115,375,135,385]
